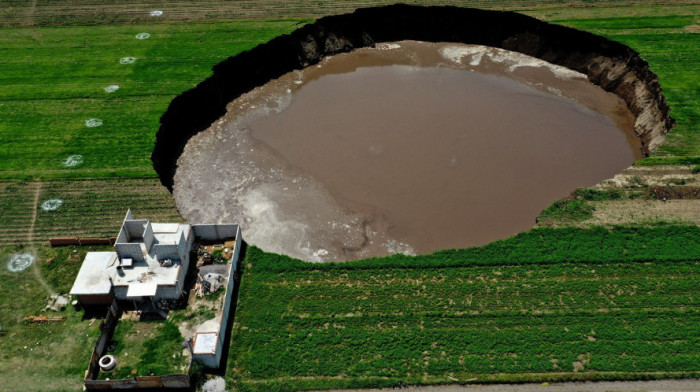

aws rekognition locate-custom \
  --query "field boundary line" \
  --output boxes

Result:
[27,181,42,245]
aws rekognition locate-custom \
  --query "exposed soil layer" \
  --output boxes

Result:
[174,42,641,261]
[153,4,674,193]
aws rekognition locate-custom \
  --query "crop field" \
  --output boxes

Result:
[0,178,182,246]
[0,1,699,390]
[229,227,700,390]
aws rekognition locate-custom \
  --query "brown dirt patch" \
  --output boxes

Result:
[585,200,700,226]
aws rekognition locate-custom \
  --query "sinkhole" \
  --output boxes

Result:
[154,5,673,262]
[174,41,644,262]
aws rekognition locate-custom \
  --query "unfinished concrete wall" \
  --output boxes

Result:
[143,222,155,250]
[114,243,143,262]
[178,231,188,259]
[194,226,242,369]
[192,224,239,241]
[85,300,121,382]
[156,283,181,300]
[85,375,190,390]
[179,231,194,288]
[152,243,179,260]
[113,286,128,299]
[77,293,114,306]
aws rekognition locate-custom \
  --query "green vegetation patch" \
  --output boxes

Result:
[538,200,595,224]
[0,245,107,391]
[106,318,188,380]
[229,226,700,390]
[0,19,307,179]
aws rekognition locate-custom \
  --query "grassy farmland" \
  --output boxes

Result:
[0,245,106,391]
[0,1,699,390]
[229,227,700,390]
[0,19,306,179]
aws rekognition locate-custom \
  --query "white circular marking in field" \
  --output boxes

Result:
[85,118,103,127]
[150,10,163,17]
[135,33,151,40]
[7,253,34,272]
[104,84,119,93]
[120,57,136,64]
[63,155,83,167]
[41,199,63,211]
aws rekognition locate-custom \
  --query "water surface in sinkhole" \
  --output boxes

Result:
[174,41,641,262]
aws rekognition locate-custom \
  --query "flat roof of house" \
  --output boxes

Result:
[111,258,181,288]
[152,223,190,245]
[193,332,218,355]
[111,223,190,288]
[70,252,116,296]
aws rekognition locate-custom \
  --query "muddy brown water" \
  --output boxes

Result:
[174,41,641,262]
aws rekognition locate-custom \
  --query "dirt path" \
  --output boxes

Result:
[26,181,55,295]
[26,181,42,245]
[335,379,700,392]
[24,0,38,26]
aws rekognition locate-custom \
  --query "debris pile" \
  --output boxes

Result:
[44,293,71,311]
[200,273,224,295]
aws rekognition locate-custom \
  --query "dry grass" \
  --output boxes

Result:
[584,200,700,227]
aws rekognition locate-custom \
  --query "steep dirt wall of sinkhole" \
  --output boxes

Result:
[152,4,674,192]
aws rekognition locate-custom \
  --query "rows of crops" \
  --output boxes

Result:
[0,181,38,246]
[0,179,183,245]
[229,233,700,389]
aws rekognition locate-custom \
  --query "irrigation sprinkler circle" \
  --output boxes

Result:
[104,85,119,93]
[41,199,63,211]
[119,57,136,65]
[85,118,103,127]
[63,155,83,167]
[150,10,163,17]
[135,33,151,40]
[7,253,34,272]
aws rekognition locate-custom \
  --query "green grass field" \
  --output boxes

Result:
[229,227,700,390]
[0,19,306,179]
[559,15,700,162]
[0,245,107,391]
[0,1,699,390]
